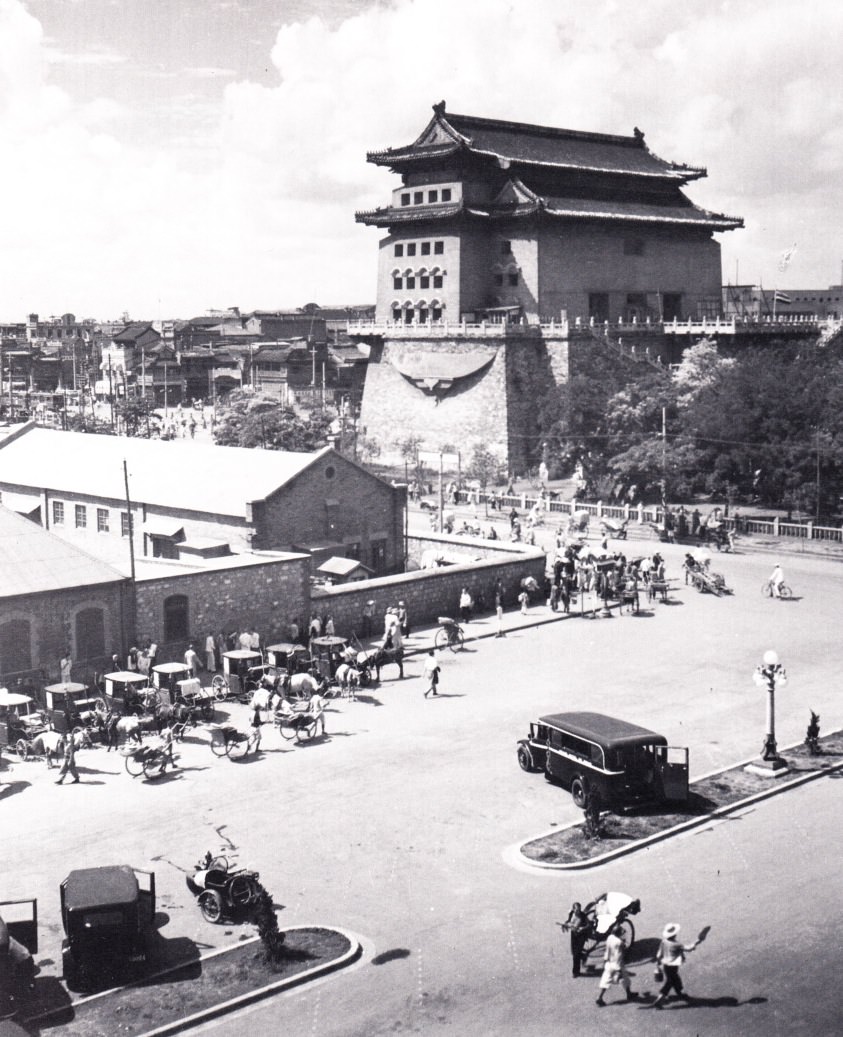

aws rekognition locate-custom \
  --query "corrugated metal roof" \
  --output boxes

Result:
[0,505,124,597]
[0,428,331,518]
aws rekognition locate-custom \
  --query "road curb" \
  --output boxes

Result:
[514,734,843,871]
[23,924,363,1036]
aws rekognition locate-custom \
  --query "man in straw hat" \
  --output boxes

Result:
[652,922,700,1008]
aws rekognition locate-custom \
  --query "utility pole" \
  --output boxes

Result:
[123,459,136,582]
[438,451,445,533]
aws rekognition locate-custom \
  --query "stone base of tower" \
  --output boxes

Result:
[356,325,570,475]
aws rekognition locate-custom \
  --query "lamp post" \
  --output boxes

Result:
[748,650,789,775]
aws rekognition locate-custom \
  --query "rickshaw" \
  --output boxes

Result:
[150,662,191,705]
[99,672,156,716]
[212,650,263,702]
[310,636,348,681]
[578,891,640,961]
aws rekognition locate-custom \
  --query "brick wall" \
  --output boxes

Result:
[311,535,545,643]
[134,555,310,663]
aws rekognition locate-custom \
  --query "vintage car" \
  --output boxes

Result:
[0,898,37,1020]
[517,711,689,810]
[60,865,156,990]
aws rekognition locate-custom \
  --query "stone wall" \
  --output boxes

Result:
[311,535,545,643]
[134,555,310,663]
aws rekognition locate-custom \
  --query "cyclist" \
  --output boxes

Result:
[769,563,785,598]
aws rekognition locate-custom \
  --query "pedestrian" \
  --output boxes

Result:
[214,632,226,670]
[147,640,158,671]
[137,647,150,676]
[495,601,505,637]
[325,615,335,637]
[160,724,176,768]
[361,600,375,639]
[652,923,699,1008]
[55,734,80,785]
[459,587,472,623]
[423,650,440,698]
[561,901,590,978]
[59,649,73,684]
[518,589,529,615]
[127,646,139,672]
[184,643,200,678]
[238,629,252,651]
[250,702,263,752]
[288,619,300,645]
[308,687,327,736]
[595,923,636,1006]
[397,600,410,637]
[549,583,559,612]
[249,628,261,653]
[691,508,701,538]
[205,633,216,672]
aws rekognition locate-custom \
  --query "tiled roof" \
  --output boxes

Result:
[0,427,335,518]
[356,202,463,226]
[540,194,742,229]
[368,103,705,183]
[113,322,157,343]
[0,505,124,597]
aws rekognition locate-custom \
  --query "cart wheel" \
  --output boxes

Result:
[199,890,223,923]
[124,751,145,776]
[581,934,600,961]
[434,627,450,651]
[227,734,249,759]
[142,753,165,779]
[229,874,255,906]
[517,745,535,772]
[570,776,588,809]
[15,738,30,762]
[211,675,228,701]
[296,718,318,742]
[210,733,229,757]
[617,917,635,950]
[277,718,297,741]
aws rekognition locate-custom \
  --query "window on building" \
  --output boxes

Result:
[394,243,404,257]
[325,499,340,537]
[406,276,415,289]
[432,305,442,322]
[500,240,512,255]
[441,188,452,202]
[401,193,410,206]
[0,618,32,673]
[413,191,423,204]
[418,306,428,324]
[662,293,683,322]
[371,539,387,573]
[75,606,105,660]
[97,508,109,533]
[121,512,131,538]
[494,273,504,287]
[163,594,189,643]
[428,190,438,203]
[407,243,416,257]
[420,276,430,289]
[393,276,402,290]
[421,242,431,256]
[433,275,443,289]
[404,307,414,324]
[392,306,401,322]
[52,500,65,525]
[589,293,610,322]
[508,272,519,286]
[434,241,444,254]
[75,504,87,529]
[624,238,645,256]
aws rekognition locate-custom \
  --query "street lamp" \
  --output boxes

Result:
[749,649,789,775]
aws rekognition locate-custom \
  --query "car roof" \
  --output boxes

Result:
[537,711,666,747]
[63,866,138,910]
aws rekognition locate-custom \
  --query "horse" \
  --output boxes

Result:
[334,663,360,700]
[288,673,328,701]
[356,647,404,683]
[29,730,65,767]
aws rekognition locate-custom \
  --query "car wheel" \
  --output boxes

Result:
[571,776,588,809]
[517,745,534,772]
[199,890,223,923]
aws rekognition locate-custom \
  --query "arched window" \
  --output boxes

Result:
[163,594,189,643]
[75,607,105,660]
[0,618,32,673]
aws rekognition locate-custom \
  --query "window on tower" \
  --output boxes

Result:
[393,276,402,290]
[428,190,438,203]
[406,276,415,289]
[421,242,431,255]
[414,191,423,204]
[401,193,410,206]
[407,243,416,256]
[394,243,404,257]
[433,275,443,289]
[434,241,444,255]
[508,272,519,286]
[441,189,452,202]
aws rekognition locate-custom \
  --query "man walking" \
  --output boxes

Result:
[595,923,636,1006]
[652,923,699,1008]
[423,650,440,698]
[184,643,200,678]
[55,735,80,785]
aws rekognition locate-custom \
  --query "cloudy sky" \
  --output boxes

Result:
[1,0,841,320]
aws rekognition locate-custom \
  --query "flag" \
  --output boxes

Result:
[774,291,791,305]
[778,243,797,272]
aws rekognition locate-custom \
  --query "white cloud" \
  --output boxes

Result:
[1,0,842,318]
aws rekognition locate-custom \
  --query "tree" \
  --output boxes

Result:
[213,389,332,451]
[466,443,501,490]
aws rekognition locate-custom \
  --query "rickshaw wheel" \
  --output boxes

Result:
[229,875,255,905]
[124,751,145,776]
[210,856,229,871]
[617,918,635,950]
[142,753,165,779]
[226,734,249,759]
[277,718,297,740]
[295,719,317,742]
[209,733,229,757]
[199,890,223,923]
[211,675,228,701]
[15,738,30,761]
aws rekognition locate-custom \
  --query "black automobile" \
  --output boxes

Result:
[60,865,156,989]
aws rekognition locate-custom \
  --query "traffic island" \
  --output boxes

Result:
[22,925,360,1037]
[518,730,843,869]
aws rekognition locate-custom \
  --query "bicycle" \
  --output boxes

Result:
[434,617,465,652]
[761,580,792,599]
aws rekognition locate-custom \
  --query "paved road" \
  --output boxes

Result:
[2,542,841,1035]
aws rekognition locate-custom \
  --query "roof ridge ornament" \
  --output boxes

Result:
[433,100,447,116]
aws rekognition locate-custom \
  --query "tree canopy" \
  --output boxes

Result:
[213,390,333,452]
